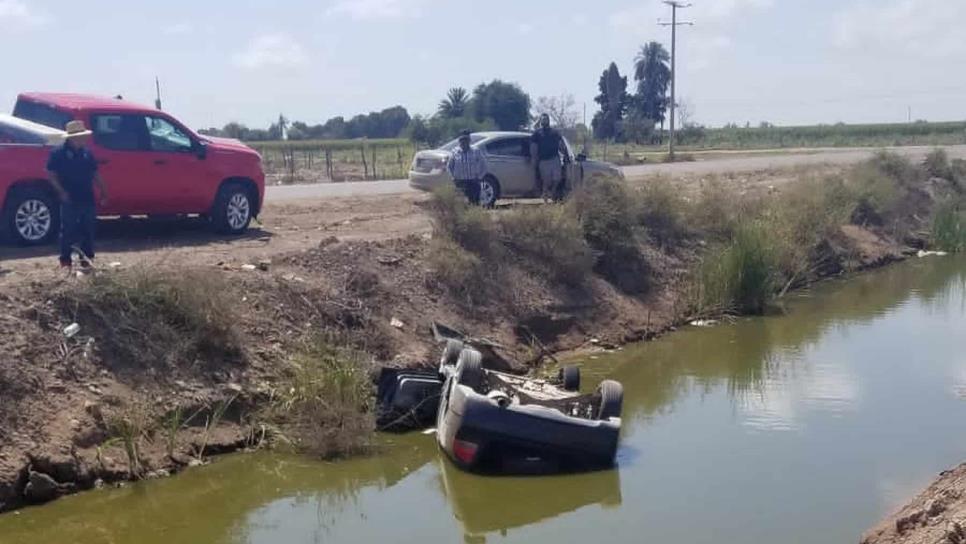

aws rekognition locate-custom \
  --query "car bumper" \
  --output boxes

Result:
[409,171,452,192]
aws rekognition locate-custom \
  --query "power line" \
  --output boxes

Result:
[659,1,693,159]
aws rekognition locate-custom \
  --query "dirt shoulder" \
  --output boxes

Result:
[862,464,966,544]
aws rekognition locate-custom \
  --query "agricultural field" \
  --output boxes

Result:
[249,121,966,184]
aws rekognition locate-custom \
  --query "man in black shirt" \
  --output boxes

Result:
[47,120,108,268]
[530,114,569,200]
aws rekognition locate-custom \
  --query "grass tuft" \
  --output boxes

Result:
[931,199,966,252]
[263,336,375,459]
[693,221,776,315]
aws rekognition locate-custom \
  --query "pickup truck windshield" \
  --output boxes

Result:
[12,99,73,130]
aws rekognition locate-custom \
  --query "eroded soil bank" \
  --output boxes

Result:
[0,152,963,517]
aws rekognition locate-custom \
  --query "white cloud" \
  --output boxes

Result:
[232,34,308,70]
[162,22,193,35]
[0,0,48,26]
[516,22,534,36]
[702,0,774,19]
[326,0,421,20]
[834,0,966,58]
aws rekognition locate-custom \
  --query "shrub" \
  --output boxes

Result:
[931,199,966,252]
[426,237,490,302]
[56,268,243,370]
[572,179,650,293]
[694,221,776,315]
[924,148,953,180]
[687,178,749,240]
[427,185,500,257]
[499,205,594,286]
[265,337,374,459]
[636,177,689,246]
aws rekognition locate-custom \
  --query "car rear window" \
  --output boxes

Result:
[440,134,486,151]
[12,99,73,130]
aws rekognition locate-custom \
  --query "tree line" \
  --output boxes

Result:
[201,42,701,146]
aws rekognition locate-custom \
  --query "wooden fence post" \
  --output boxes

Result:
[371,147,377,180]
[325,148,333,180]
[360,144,369,180]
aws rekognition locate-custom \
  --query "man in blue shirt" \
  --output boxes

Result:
[47,120,108,268]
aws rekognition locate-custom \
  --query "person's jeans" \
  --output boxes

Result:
[455,179,481,205]
[60,202,96,265]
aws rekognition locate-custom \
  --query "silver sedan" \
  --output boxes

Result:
[409,131,623,207]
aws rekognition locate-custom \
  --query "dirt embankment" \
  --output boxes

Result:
[0,153,962,515]
[862,464,966,544]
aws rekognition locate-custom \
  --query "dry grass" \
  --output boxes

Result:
[499,204,594,287]
[55,268,244,371]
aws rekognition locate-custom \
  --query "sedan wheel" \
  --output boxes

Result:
[479,177,500,208]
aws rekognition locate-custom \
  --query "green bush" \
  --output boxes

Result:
[264,337,374,459]
[427,185,500,257]
[924,148,953,180]
[426,237,490,302]
[931,200,966,252]
[695,222,776,315]
[637,177,689,246]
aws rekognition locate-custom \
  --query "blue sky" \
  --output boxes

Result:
[2,0,964,130]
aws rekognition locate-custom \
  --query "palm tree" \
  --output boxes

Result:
[438,87,469,118]
[633,42,671,127]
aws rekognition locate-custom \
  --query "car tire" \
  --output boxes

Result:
[559,365,581,392]
[456,348,484,392]
[211,183,253,235]
[3,188,59,246]
[596,380,623,420]
[479,176,501,208]
[440,339,465,367]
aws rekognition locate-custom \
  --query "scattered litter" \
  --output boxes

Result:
[690,319,719,327]
[421,428,437,435]
[590,338,601,345]
[241,264,257,271]
[63,323,81,338]
[917,250,949,258]
[390,317,405,329]
[108,262,122,268]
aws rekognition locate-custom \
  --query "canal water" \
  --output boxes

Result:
[2,256,966,544]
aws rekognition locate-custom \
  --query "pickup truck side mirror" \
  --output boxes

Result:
[195,141,208,160]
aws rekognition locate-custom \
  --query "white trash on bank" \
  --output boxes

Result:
[690,319,719,327]
[63,323,81,338]
[917,250,949,258]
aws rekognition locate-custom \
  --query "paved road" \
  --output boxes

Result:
[265,145,966,202]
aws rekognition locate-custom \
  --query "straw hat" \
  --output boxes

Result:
[64,120,93,139]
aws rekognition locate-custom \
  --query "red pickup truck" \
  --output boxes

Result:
[0,93,265,245]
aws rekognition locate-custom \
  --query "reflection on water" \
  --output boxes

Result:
[2,257,966,544]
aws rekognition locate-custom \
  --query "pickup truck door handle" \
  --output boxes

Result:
[153,159,167,165]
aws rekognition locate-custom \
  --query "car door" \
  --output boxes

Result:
[88,113,154,215]
[482,136,534,197]
[143,115,210,213]
[561,136,585,190]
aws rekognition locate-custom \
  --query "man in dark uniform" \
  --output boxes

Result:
[47,120,108,269]
[530,113,569,200]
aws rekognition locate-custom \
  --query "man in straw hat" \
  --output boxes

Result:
[46,120,107,269]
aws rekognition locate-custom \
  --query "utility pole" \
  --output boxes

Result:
[155,77,163,110]
[660,1,693,159]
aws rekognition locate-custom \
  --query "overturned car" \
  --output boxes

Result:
[377,339,624,474]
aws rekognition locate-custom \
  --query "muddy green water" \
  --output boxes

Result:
[3,257,966,544]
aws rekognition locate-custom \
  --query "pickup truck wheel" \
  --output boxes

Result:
[440,339,465,367]
[479,176,500,208]
[596,380,623,420]
[212,184,252,235]
[559,365,581,391]
[456,349,484,392]
[4,189,58,246]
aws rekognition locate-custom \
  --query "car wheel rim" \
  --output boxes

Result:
[14,199,52,241]
[481,181,496,206]
[226,193,250,230]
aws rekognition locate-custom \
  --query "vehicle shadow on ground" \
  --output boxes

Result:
[0,217,273,262]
